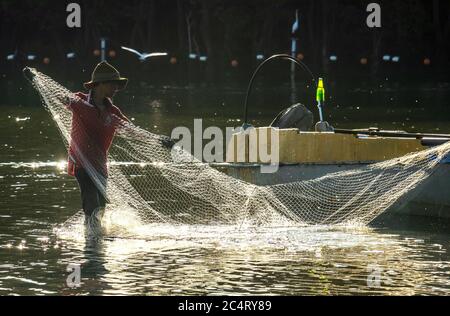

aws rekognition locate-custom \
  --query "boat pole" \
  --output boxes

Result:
[100,37,106,62]
[290,10,299,104]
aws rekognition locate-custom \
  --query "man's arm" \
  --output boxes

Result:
[112,106,131,123]
[113,109,175,149]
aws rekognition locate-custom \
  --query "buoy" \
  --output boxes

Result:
[43,57,50,64]
[231,59,239,68]
[170,57,177,65]
[108,50,116,58]
[93,49,101,57]
[360,57,368,65]
[423,58,431,66]
[296,53,304,61]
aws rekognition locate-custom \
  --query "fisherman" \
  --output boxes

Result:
[24,62,130,231]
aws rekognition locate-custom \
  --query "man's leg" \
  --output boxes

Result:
[75,168,100,216]
[74,168,106,232]
[91,177,107,222]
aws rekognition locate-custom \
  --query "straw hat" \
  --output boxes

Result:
[84,61,128,90]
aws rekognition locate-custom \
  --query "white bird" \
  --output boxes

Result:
[121,46,167,62]
[292,10,299,34]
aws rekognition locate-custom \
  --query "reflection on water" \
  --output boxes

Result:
[1,161,450,295]
[1,87,450,295]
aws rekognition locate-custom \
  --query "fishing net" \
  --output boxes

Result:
[28,69,450,226]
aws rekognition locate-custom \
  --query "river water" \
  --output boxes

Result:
[1,84,450,295]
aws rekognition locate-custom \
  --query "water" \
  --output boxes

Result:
[1,85,450,295]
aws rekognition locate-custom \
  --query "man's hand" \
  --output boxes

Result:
[23,67,36,82]
[55,91,75,105]
[159,136,175,149]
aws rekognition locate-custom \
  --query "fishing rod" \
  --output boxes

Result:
[243,54,316,127]
[334,128,450,140]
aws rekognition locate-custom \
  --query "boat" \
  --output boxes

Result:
[212,127,450,220]
[213,54,450,220]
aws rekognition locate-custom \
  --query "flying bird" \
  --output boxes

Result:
[121,46,167,62]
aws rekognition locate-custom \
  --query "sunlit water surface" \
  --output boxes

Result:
[1,86,450,295]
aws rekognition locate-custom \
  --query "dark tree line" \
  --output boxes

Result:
[1,0,449,86]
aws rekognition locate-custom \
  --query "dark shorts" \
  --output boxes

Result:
[74,168,107,216]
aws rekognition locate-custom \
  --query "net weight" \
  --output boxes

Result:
[222,300,271,312]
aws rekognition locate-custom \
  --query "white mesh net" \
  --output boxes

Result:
[29,69,450,227]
